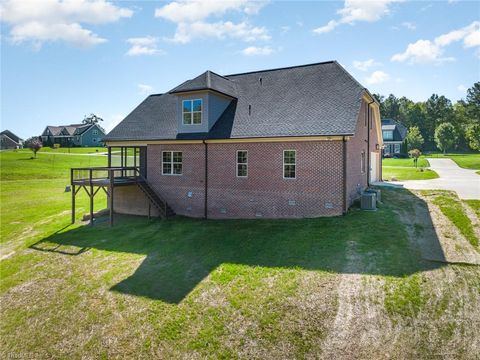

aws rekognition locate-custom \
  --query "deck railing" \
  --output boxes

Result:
[71,166,140,185]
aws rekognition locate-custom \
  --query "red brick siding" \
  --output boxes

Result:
[147,144,206,218]
[122,141,346,219]
[346,99,382,205]
[346,100,368,205]
[206,141,344,218]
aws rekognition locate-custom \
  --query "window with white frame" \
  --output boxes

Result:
[93,129,98,135]
[182,99,202,125]
[382,130,393,140]
[283,150,296,179]
[162,151,183,175]
[361,151,366,173]
[237,150,248,177]
[394,143,401,153]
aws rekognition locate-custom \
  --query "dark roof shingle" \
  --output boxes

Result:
[105,61,367,141]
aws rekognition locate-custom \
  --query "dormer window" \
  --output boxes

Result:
[182,99,202,125]
[382,130,393,140]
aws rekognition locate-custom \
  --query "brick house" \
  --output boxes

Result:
[97,61,382,220]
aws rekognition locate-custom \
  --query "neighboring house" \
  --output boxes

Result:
[0,130,23,149]
[41,124,106,147]
[100,61,383,219]
[381,119,407,156]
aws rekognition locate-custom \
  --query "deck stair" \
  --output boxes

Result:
[137,177,175,218]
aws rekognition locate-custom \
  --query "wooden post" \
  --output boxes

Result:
[89,169,94,226]
[72,184,75,224]
[108,147,112,168]
[109,169,114,227]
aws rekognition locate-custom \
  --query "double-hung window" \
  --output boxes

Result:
[237,150,248,177]
[162,151,182,175]
[283,150,296,179]
[182,99,202,125]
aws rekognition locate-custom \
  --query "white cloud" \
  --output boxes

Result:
[314,0,401,34]
[365,70,390,85]
[241,46,274,56]
[402,22,416,30]
[137,84,154,96]
[392,21,479,64]
[353,59,381,71]
[0,0,132,47]
[168,21,269,44]
[154,0,267,23]
[155,0,270,44]
[457,84,467,93]
[126,36,163,56]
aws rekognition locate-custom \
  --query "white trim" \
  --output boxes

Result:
[236,150,248,177]
[182,99,203,125]
[161,151,183,176]
[283,149,296,179]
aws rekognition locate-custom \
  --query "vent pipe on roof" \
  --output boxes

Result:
[248,105,252,116]
[259,77,263,86]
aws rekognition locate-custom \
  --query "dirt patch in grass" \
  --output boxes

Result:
[390,189,480,264]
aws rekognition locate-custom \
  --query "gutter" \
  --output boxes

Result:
[342,136,347,215]
[366,98,375,187]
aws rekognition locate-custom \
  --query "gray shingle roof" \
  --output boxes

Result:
[381,119,407,142]
[170,70,237,98]
[0,130,22,143]
[105,61,368,141]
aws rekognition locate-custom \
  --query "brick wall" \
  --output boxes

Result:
[147,143,207,218]
[345,99,382,206]
[207,141,344,218]
[130,141,345,219]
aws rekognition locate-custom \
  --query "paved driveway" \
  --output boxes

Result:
[383,158,480,200]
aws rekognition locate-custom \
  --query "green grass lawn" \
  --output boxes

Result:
[428,153,480,169]
[382,156,438,181]
[422,191,478,247]
[382,167,439,181]
[37,147,106,154]
[1,150,479,358]
[382,157,430,168]
[0,150,107,250]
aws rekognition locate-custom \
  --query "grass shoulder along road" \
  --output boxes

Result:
[428,153,480,169]
[382,157,430,168]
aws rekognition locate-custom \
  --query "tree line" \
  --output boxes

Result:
[373,82,479,153]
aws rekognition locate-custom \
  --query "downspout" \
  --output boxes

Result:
[342,136,347,215]
[366,98,375,187]
[203,140,208,219]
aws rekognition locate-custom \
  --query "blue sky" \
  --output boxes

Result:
[1,0,479,138]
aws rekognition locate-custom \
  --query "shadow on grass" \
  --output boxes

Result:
[30,189,445,303]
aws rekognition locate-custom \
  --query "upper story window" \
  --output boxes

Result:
[382,130,393,141]
[182,99,202,125]
[237,150,248,177]
[162,151,183,175]
[93,130,98,135]
[283,150,296,179]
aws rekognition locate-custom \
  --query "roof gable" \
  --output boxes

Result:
[0,130,22,143]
